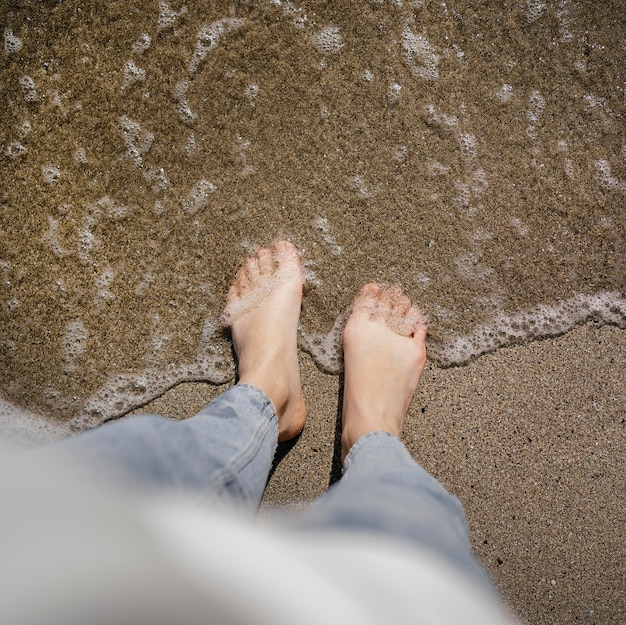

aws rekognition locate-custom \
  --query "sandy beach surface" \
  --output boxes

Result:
[2,1,625,623]
[135,323,626,625]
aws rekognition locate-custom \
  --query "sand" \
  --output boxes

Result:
[134,323,626,625]
[2,1,625,622]
[2,0,625,426]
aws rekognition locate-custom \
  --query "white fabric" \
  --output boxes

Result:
[0,445,517,625]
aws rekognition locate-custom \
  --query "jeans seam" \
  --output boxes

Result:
[199,390,277,504]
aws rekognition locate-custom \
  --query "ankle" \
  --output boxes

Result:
[238,371,287,414]
[341,408,401,462]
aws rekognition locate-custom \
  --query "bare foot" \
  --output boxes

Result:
[341,283,427,462]
[222,241,306,441]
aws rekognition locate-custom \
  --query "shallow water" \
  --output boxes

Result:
[1,0,625,429]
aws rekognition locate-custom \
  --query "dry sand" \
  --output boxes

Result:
[135,323,626,625]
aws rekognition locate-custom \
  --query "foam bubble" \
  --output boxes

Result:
[182,179,216,214]
[299,311,347,374]
[184,132,196,155]
[42,216,70,257]
[0,396,71,447]
[4,28,22,54]
[458,132,477,160]
[157,1,188,31]
[362,69,374,83]
[311,26,344,55]
[271,0,308,29]
[525,0,546,23]
[77,227,98,263]
[313,216,342,255]
[221,258,303,327]
[244,83,259,104]
[62,320,88,372]
[349,175,378,198]
[511,218,529,236]
[188,18,247,74]
[143,167,170,192]
[392,144,408,162]
[92,195,131,220]
[595,159,626,192]
[132,33,152,54]
[527,90,545,122]
[94,266,116,302]
[121,60,146,90]
[41,164,61,184]
[6,143,26,158]
[429,292,626,367]
[74,349,234,429]
[134,271,155,296]
[17,120,31,138]
[425,104,458,128]
[119,116,154,165]
[495,84,513,103]
[172,79,197,123]
[388,82,402,103]
[401,27,439,79]
[74,147,87,164]
[556,0,573,42]
[19,75,38,102]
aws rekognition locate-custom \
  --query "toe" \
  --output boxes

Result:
[352,283,383,319]
[257,247,273,275]
[408,306,428,338]
[246,256,261,283]
[392,293,412,317]
[274,240,299,259]
[236,266,251,293]
[357,282,382,305]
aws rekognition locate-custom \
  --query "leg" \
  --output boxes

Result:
[39,241,306,512]
[287,284,491,584]
[48,384,278,511]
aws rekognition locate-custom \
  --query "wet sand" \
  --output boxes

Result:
[135,323,626,625]
[2,0,624,426]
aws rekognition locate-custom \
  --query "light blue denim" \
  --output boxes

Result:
[48,383,490,583]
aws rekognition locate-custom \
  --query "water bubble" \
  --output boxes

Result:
[388,82,402,103]
[119,116,154,166]
[172,79,196,123]
[525,0,546,23]
[401,27,439,80]
[41,165,61,184]
[4,28,22,54]
[121,60,146,90]
[311,26,344,55]
[188,18,247,74]
[182,179,216,214]
[132,33,152,55]
[157,1,188,31]
[495,84,513,103]
[6,143,26,158]
[19,75,38,102]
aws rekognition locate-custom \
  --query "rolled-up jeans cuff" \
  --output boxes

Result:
[342,430,402,474]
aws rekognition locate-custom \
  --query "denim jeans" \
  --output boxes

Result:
[50,383,490,584]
